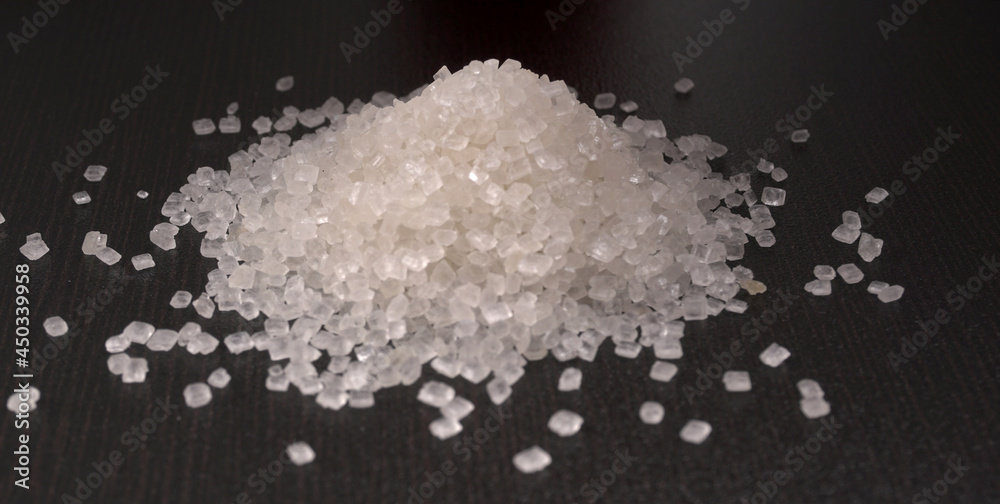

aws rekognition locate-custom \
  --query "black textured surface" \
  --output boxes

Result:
[1,1,999,503]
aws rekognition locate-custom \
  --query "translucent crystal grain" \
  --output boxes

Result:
[183,383,212,408]
[547,409,584,437]
[639,401,664,424]
[43,316,68,337]
[512,446,551,473]
[759,342,791,367]
[679,420,712,444]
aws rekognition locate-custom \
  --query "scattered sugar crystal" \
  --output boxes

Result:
[193,293,215,318]
[72,191,91,204]
[207,368,231,388]
[6,387,41,412]
[790,129,810,143]
[800,397,831,419]
[558,367,582,391]
[146,329,179,351]
[123,321,155,344]
[654,339,683,360]
[639,401,664,424]
[349,391,375,408]
[858,232,884,262]
[122,358,149,383]
[679,420,712,444]
[760,187,786,206]
[170,291,192,308]
[20,234,50,260]
[274,116,296,131]
[723,370,752,392]
[548,410,584,437]
[674,77,694,94]
[131,253,155,271]
[796,379,824,398]
[224,331,254,354]
[192,118,216,135]
[316,389,349,410]
[593,93,616,109]
[755,230,776,247]
[865,187,889,203]
[251,116,273,134]
[842,211,862,230]
[429,417,463,440]
[486,377,512,405]
[107,353,131,375]
[43,316,68,337]
[83,165,108,181]
[512,446,551,474]
[150,223,179,251]
[813,265,836,280]
[649,361,678,382]
[440,396,475,420]
[837,263,864,284]
[756,159,774,174]
[771,167,788,182]
[276,75,294,92]
[831,224,860,244]
[297,109,326,128]
[619,100,638,112]
[95,246,122,265]
[725,299,748,313]
[867,281,889,294]
[226,102,238,115]
[183,383,212,408]
[219,116,241,134]
[286,441,315,466]
[877,285,904,303]
[804,279,832,296]
[614,341,642,359]
[417,381,455,407]
[105,334,131,353]
[136,190,149,199]
[759,342,791,367]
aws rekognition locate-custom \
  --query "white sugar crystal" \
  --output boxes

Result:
[149,223,179,251]
[837,263,864,284]
[252,116,273,134]
[842,211,862,230]
[107,353,131,375]
[755,230,776,247]
[857,232,884,262]
[760,187,786,206]
[796,379,824,398]
[722,370,752,392]
[226,102,239,115]
[759,342,791,367]
[276,75,294,92]
[219,116,241,134]
[512,446,551,474]
[131,253,155,271]
[725,299,748,313]
[877,285,904,303]
[349,390,375,408]
[790,129,810,143]
[43,316,68,337]
[192,118,216,135]
[639,401,664,424]
[72,191,91,204]
[316,389,349,410]
[440,396,475,420]
[0,210,5,224]
[756,159,774,173]
[286,441,315,466]
[619,100,638,112]
[274,116,296,131]
[593,92,616,109]
[122,358,148,383]
[614,341,642,359]
[183,383,213,408]
[548,409,584,437]
[649,361,678,382]
[867,281,889,294]
[813,265,836,280]
[123,321,155,344]
[6,387,41,412]
[137,190,149,199]
[429,417,463,440]
[800,397,831,419]
[674,77,694,94]
[105,334,131,353]
[831,224,860,244]
[146,329,179,351]
[653,339,683,360]
[771,167,788,182]
[224,331,254,354]
[20,234,50,260]
[679,420,712,444]
[804,279,832,296]
[83,165,108,182]
[95,246,122,265]
[486,377,512,405]
[558,367,582,391]
[170,290,192,308]
[193,293,215,318]
[865,187,889,203]
[207,368,231,388]
[417,381,455,407]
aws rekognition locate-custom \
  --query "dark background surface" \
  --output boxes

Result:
[1,0,999,503]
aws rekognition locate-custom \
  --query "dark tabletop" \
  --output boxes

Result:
[1,1,999,503]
